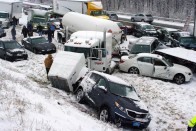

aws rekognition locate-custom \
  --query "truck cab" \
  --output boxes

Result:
[64,31,112,73]
[0,11,9,28]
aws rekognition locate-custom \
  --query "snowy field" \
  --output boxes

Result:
[0,13,196,131]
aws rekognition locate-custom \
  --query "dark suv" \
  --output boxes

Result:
[0,40,28,61]
[76,71,151,129]
[171,32,196,50]
[130,22,158,37]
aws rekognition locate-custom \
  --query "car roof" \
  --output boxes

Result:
[91,71,129,86]
[137,53,163,59]
[135,37,157,45]
[135,22,151,26]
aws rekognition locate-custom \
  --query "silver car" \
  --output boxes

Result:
[131,14,153,23]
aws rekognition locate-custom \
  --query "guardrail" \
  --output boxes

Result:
[107,11,193,23]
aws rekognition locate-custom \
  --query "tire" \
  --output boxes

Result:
[128,67,139,74]
[33,48,37,54]
[131,18,135,22]
[99,107,110,122]
[173,74,185,85]
[76,88,84,103]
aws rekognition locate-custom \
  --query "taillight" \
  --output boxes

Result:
[120,59,124,63]
[108,29,112,33]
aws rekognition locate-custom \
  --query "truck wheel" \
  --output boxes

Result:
[76,88,84,103]
[173,74,185,85]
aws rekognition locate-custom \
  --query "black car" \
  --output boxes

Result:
[76,71,151,129]
[130,22,158,37]
[170,32,196,49]
[0,40,28,61]
[21,36,56,54]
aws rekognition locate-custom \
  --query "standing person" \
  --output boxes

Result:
[11,26,16,40]
[27,21,33,37]
[21,26,28,38]
[37,23,43,36]
[48,28,52,43]
[188,116,196,131]
[44,54,53,79]
[50,23,55,38]
[12,16,17,26]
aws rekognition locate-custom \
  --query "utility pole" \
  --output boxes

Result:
[193,0,196,37]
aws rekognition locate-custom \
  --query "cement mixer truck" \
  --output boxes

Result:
[57,12,122,52]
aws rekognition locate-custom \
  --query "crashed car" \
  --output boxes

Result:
[21,36,56,54]
[119,53,192,84]
[0,40,28,61]
[76,71,151,129]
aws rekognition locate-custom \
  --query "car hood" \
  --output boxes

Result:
[33,42,56,50]
[171,64,192,73]
[6,48,25,53]
[115,95,149,113]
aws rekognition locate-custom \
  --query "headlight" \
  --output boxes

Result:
[44,26,47,29]
[115,101,126,113]
[6,52,13,56]
[34,25,37,28]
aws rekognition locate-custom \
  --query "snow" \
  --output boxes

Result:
[157,47,196,63]
[1,11,196,131]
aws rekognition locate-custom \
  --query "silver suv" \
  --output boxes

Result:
[131,14,153,23]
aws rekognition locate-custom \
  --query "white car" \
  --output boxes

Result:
[119,53,192,84]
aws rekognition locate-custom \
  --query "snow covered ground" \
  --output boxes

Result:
[0,13,196,131]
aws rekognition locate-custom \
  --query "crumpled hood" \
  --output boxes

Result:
[6,48,25,54]
[171,64,192,73]
[115,95,149,113]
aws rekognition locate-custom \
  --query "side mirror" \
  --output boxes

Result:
[0,47,4,50]
[98,86,107,92]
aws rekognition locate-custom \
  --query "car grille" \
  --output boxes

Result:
[126,109,148,119]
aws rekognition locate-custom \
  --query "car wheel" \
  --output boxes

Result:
[76,88,84,103]
[33,48,37,54]
[99,107,110,122]
[115,117,122,127]
[129,67,139,74]
[174,74,185,85]
[131,18,135,22]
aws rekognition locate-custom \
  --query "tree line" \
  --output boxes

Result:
[99,0,195,20]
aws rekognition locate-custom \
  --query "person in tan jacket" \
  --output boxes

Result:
[44,54,53,77]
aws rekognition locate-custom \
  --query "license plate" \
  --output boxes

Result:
[132,122,140,127]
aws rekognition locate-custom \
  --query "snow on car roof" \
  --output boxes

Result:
[135,36,156,45]
[92,71,129,86]
[137,53,163,59]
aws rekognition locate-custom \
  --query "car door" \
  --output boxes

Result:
[137,57,154,76]
[153,58,170,79]
[24,38,32,50]
[138,14,144,21]
[0,42,5,58]
[88,77,108,108]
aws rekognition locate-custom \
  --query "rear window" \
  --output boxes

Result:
[130,44,150,54]
[146,14,152,17]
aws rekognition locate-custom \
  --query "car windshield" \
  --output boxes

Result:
[131,44,150,54]
[91,10,106,16]
[4,41,22,49]
[31,37,48,44]
[142,25,154,30]
[162,57,173,67]
[109,82,140,101]
[146,14,152,17]
[33,17,46,24]
[0,12,9,18]
[64,46,90,58]
[180,37,196,45]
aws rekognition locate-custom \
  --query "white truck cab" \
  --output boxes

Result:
[64,31,113,73]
